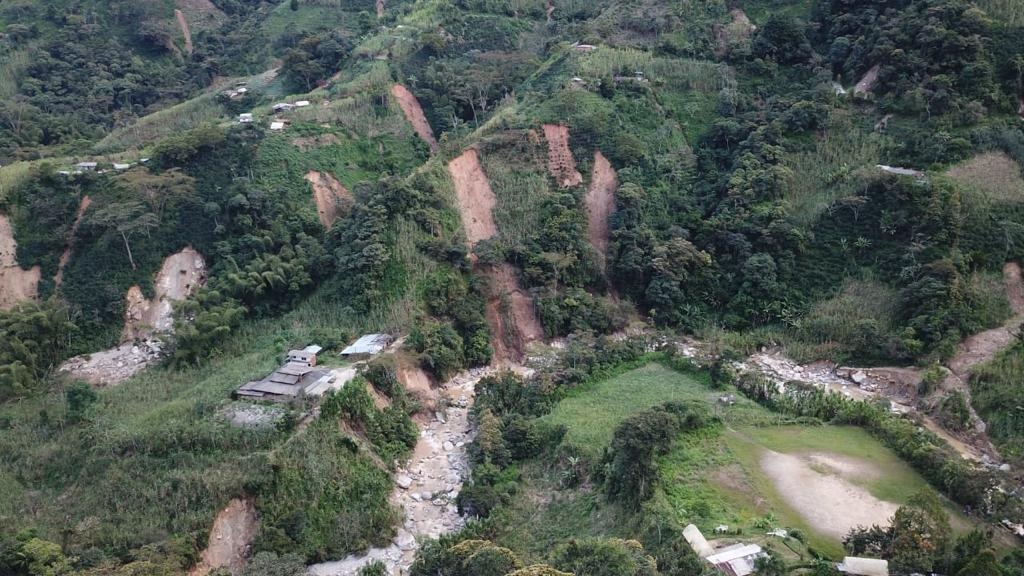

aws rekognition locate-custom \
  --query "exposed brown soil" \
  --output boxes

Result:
[545,0,554,20]
[175,9,194,55]
[585,151,617,268]
[854,64,881,95]
[304,171,354,228]
[398,362,436,419]
[122,247,207,341]
[54,196,92,288]
[0,214,40,310]
[713,9,755,58]
[190,498,258,576]
[391,85,438,153]
[376,0,385,18]
[481,263,544,364]
[448,149,498,247]
[542,124,583,188]
[291,133,340,151]
[760,450,898,540]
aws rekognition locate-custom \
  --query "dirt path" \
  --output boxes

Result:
[54,195,92,288]
[584,151,617,269]
[175,9,194,55]
[309,369,490,576]
[122,247,207,341]
[391,85,438,153]
[0,213,40,310]
[760,450,899,540]
[448,149,498,247]
[190,498,258,576]
[304,171,353,228]
[376,0,385,18]
[542,124,583,188]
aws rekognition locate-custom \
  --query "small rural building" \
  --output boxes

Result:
[340,334,393,357]
[294,100,311,107]
[705,544,766,576]
[287,345,321,367]
[682,525,714,559]
[75,162,98,171]
[269,121,285,131]
[238,113,254,123]
[113,163,131,170]
[273,103,295,113]
[876,164,924,179]
[837,557,888,576]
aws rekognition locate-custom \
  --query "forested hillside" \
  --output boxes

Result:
[3,0,1024,574]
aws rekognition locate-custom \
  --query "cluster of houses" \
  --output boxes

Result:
[684,524,888,576]
[238,99,312,131]
[233,334,393,403]
[58,158,149,176]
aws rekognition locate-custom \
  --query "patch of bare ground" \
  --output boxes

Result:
[54,196,92,288]
[0,213,40,310]
[448,149,498,247]
[122,247,207,341]
[175,10,194,55]
[391,85,438,153]
[760,450,899,540]
[397,361,436,422]
[304,171,354,228]
[291,133,340,151]
[854,64,881,96]
[713,9,755,58]
[190,498,258,576]
[948,151,1024,203]
[542,124,583,188]
[585,151,617,269]
[376,0,384,18]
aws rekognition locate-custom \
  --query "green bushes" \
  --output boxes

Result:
[0,301,77,402]
[321,377,418,463]
[970,341,1024,463]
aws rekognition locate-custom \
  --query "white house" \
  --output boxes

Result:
[238,113,254,124]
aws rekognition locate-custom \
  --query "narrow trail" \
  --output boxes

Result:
[376,0,385,18]
[542,124,583,188]
[584,151,617,271]
[54,195,91,288]
[175,9,194,56]
[0,213,40,310]
[391,85,438,153]
[308,369,491,576]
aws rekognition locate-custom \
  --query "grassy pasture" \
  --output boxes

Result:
[947,151,1024,204]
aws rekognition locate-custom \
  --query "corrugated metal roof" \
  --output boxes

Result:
[839,557,888,576]
[238,381,301,396]
[340,334,392,355]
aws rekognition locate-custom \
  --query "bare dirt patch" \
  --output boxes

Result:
[854,64,881,96]
[291,133,340,151]
[304,171,354,228]
[175,10,194,55]
[542,124,583,188]
[1005,262,1024,314]
[122,247,207,341]
[585,151,617,267]
[54,196,92,288]
[398,362,436,419]
[482,263,544,364]
[59,340,165,386]
[376,0,385,18]
[760,450,898,540]
[0,213,40,310]
[190,498,258,576]
[713,9,755,58]
[391,85,438,153]
[448,149,498,247]
[948,152,1024,203]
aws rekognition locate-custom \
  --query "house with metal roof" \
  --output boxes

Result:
[235,344,335,401]
[340,334,393,357]
[705,543,765,576]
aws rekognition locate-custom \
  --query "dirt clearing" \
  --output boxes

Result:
[542,124,583,188]
[482,263,544,364]
[54,196,92,288]
[175,10,194,55]
[190,498,258,576]
[585,151,617,267]
[291,133,340,151]
[304,171,354,228]
[448,149,498,247]
[713,9,755,58]
[122,247,207,341]
[854,64,881,96]
[391,85,438,153]
[948,152,1024,203]
[760,450,898,540]
[0,214,40,310]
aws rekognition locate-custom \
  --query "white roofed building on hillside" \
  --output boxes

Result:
[837,557,888,576]
[340,334,393,357]
[705,544,765,576]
